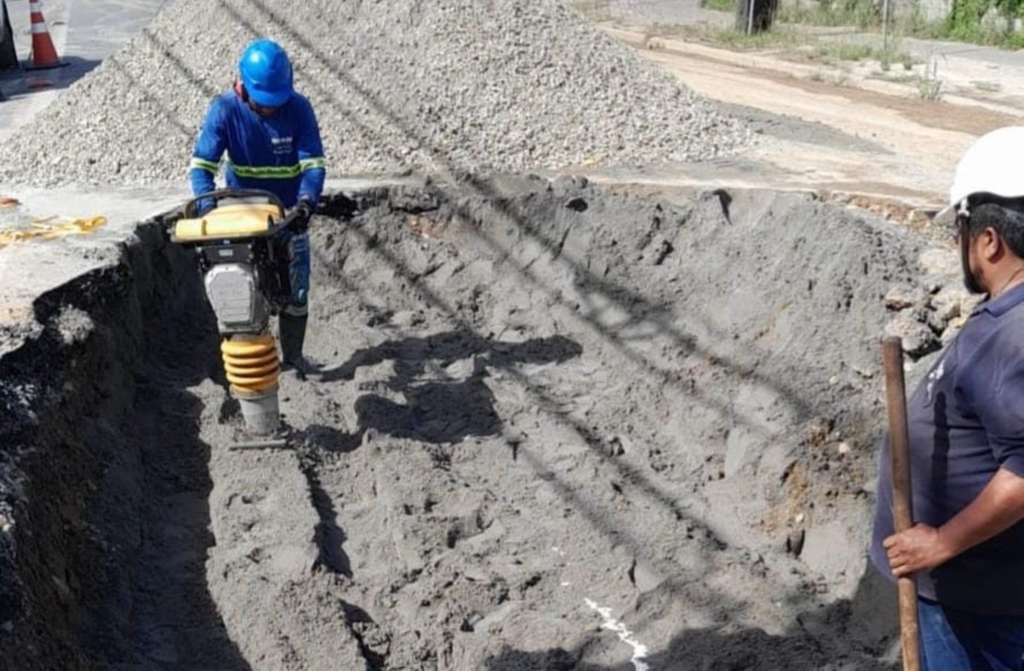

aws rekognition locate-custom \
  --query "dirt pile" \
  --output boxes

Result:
[282,178,948,668]
[0,0,750,189]
[0,177,970,669]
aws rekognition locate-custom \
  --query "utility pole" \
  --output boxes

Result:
[882,0,891,51]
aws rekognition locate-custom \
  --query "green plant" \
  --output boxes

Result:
[878,39,917,71]
[808,69,850,86]
[802,39,915,70]
[912,0,1024,48]
[642,21,704,40]
[779,0,1024,49]
[818,42,875,61]
[701,0,738,11]
[709,26,803,48]
[917,58,943,100]
[777,0,879,27]
[917,76,943,99]
[875,72,918,83]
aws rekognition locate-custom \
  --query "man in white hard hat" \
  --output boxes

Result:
[871,126,1024,669]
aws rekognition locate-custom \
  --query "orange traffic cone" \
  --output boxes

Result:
[26,0,66,70]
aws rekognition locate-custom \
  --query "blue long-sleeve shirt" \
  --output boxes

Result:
[190,91,326,208]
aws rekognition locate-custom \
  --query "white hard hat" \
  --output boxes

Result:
[938,126,1024,223]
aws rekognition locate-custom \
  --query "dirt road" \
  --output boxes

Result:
[585,23,1024,213]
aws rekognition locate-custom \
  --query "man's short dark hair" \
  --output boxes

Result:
[967,196,1024,259]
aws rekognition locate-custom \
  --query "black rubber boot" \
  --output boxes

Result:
[279,313,308,380]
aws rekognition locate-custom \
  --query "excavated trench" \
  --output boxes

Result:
[0,176,964,670]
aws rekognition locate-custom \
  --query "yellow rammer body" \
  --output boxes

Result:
[170,191,290,439]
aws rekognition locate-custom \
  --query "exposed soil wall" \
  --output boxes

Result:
[0,222,241,669]
[0,179,967,669]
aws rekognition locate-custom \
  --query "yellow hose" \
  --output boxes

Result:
[0,216,107,248]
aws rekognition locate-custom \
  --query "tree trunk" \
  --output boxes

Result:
[735,0,778,33]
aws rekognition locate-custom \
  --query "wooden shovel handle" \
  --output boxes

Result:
[882,336,922,671]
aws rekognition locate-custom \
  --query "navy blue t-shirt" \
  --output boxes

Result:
[871,282,1024,616]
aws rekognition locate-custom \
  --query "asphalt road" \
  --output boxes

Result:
[0,0,166,141]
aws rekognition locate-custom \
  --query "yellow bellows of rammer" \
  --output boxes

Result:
[221,334,280,394]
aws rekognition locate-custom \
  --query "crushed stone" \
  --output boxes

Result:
[0,0,751,189]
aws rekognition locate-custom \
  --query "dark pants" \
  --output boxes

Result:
[920,598,1024,671]
[275,228,310,316]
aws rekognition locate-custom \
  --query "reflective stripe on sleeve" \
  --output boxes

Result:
[190,157,220,173]
[299,157,326,172]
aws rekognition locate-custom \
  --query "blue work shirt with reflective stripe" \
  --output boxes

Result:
[871,282,1024,616]
[189,91,326,208]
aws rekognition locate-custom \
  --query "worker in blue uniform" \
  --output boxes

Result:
[189,38,326,377]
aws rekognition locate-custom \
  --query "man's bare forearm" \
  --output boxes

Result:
[938,467,1024,559]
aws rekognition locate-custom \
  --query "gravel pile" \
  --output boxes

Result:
[0,0,751,188]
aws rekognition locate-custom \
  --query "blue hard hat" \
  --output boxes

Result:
[238,39,293,108]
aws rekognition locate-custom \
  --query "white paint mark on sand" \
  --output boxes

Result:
[584,598,650,671]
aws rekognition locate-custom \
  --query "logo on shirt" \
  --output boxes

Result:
[925,357,946,404]
[271,136,293,156]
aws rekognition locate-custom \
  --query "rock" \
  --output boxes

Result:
[565,197,588,212]
[474,602,517,633]
[883,286,923,311]
[390,187,441,214]
[786,528,806,557]
[268,543,320,581]
[885,313,939,357]
[918,248,959,276]
[629,558,665,593]
[801,521,861,578]
[930,285,968,324]
[724,427,757,478]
